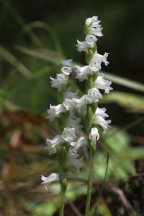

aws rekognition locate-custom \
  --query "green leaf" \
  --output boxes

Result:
[104,72,144,93]
[103,91,144,112]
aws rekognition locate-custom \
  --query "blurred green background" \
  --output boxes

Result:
[0,0,144,215]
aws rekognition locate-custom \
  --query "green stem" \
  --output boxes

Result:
[59,174,67,216]
[58,146,67,216]
[85,145,96,216]
[59,191,66,216]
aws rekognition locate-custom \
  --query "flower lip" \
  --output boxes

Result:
[62,127,76,143]
[41,173,59,191]
[61,66,72,75]
[89,127,100,145]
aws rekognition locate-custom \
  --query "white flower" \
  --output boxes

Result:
[76,39,95,53]
[86,16,100,26]
[67,111,82,129]
[94,73,113,93]
[63,98,74,111]
[85,34,97,43]
[62,127,76,143]
[76,40,94,52]
[96,107,108,118]
[65,89,79,99]
[87,88,102,103]
[89,52,109,72]
[61,66,72,75]
[85,16,103,37]
[76,34,97,53]
[88,24,103,37]
[47,104,65,121]
[75,65,92,81]
[70,136,87,151]
[93,107,111,133]
[41,173,59,191]
[73,95,88,114]
[89,127,100,145]
[63,94,88,114]
[46,135,63,155]
[67,149,83,172]
[61,59,73,66]
[50,73,68,89]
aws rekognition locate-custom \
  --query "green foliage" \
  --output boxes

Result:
[31,201,57,216]
[95,127,134,179]
[103,91,144,112]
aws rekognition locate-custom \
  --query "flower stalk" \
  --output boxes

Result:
[85,143,96,216]
[59,171,67,216]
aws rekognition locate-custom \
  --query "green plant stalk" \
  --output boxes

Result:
[59,190,66,216]
[84,47,97,216]
[59,171,67,216]
[58,144,68,216]
[85,144,96,216]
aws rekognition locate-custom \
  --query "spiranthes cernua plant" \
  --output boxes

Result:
[41,16,112,216]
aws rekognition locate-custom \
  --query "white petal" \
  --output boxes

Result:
[85,34,97,43]
[87,88,102,103]
[93,107,111,133]
[65,89,79,99]
[75,65,92,81]
[61,66,72,75]
[85,16,103,37]
[50,73,68,89]
[63,98,74,111]
[41,173,59,191]
[46,135,63,155]
[95,73,112,93]
[62,127,76,143]
[76,40,94,52]
[47,104,65,121]
[89,127,100,145]
[73,95,88,114]
[89,52,109,72]
[61,59,73,66]
[85,16,99,26]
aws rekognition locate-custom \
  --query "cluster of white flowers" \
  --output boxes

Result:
[41,16,112,190]
[76,16,103,53]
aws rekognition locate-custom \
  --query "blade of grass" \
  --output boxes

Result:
[33,66,52,79]
[103,91,144,112]
[104,72,144,93]
[15,45,60,65]
[0,46,32,78]
[20,21,64,59]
